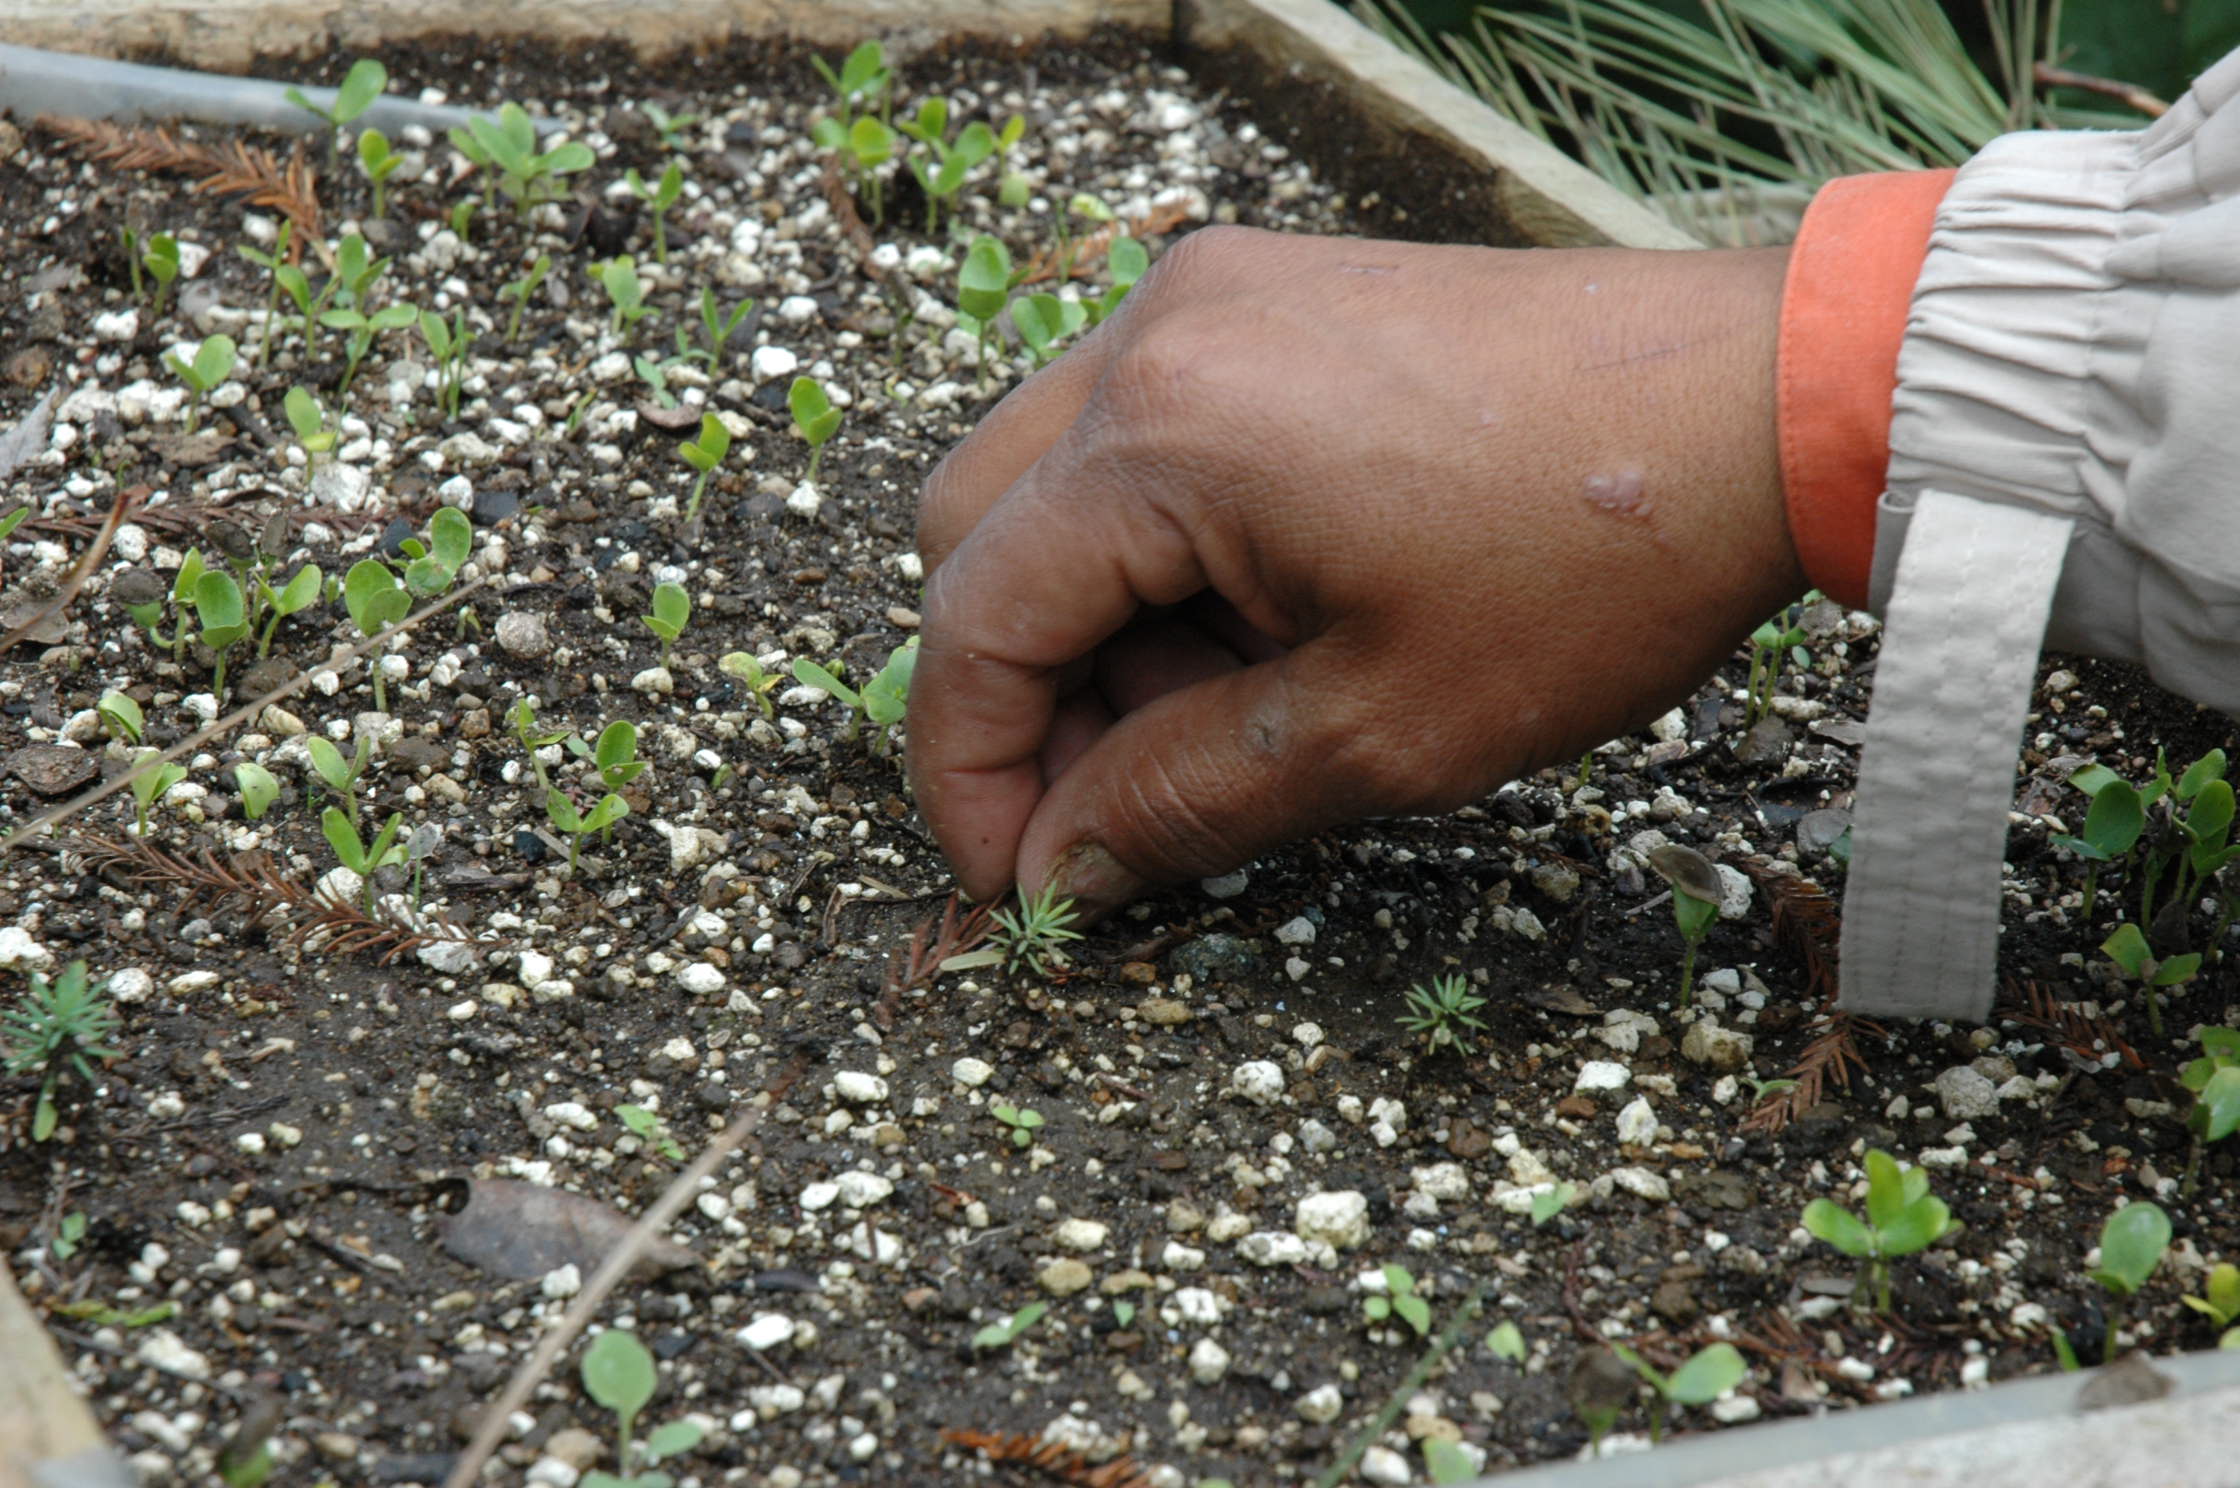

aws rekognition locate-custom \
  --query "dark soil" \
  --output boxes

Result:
[1,26,2235,1488]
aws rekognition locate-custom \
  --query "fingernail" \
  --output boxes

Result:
[1044,841,1141,917]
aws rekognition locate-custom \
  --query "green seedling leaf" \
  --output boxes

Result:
[1664,1342,1746,1405]
[2093,1202,2172,1299]
[593,720,644,787]
[1801,1197,1873,1257]
[268,563,322,617]
[958,235,1013,323]
[1424,1439,1476,1484]
[2185,1263,2240,1328]
[2190,1066,2240,1144]
[343,559,409,637]
[2179,749,2228,800]
[1487,1320,1526,1362]
[643,1419,703,1463]
[2154,952,2203,987]
[1394,1293,1432,1336]
[2083,779,2145,858]
[791,658,860,708]
[1875,1195,1953,1257]
[682,412,731,471]
[971,1299,1046,1350]
[788,377,840,447]
[1530,1182,1575,1225]
[0,505,26,543]
[580,794,629,835]
[234,762,279,821]
[97,692,144,744]
[847,115,895,168]
[194,571,248,651]
[2102,922,2153,979]
[862,638,917,727]
[334,57,388,124]
[1107,234,1149,288]
[1863,1149,1909,1231]
[581,1328,658,1424]
[645,582,690,645]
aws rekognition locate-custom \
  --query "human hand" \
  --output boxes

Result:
[909,226,1802,913]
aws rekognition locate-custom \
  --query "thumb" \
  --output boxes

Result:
[1015,642,1392,914]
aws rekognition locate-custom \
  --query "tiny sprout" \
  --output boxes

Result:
[341,560,409,709]
[2091,1200,2172,1362]
[321,301,419,400]
[510,697,571,792]
[546,788,629,876]
[624,159,686,263]
[0,503,26,544]
[1486,1320,1527,1363]
[255,562,321,658]
[358,126,402,219]
[142,232,180,318]
[1112,1300,1137,1329]
[2183,1262,2240,1349]
[2,960,120,1143]
[1743,596,1812,726]
[991,883,1083,977]
[284,56,387,156]
[124,757,185,838]
[1397,972,1487,1055]
[580,1327,703,1480]
[1012,292,1087,367]
[499,253,552,343]
[568,719,645,793]
[233,761,280,821]
[1530,1182,1576,1226]
[450,103,595,217]
[718,651,784,719]
[990,1102,1045,1149]
[398,506,473,599]
[1362,1263,1431,1337]
[957,235,1015,381]
[811,40,892,118]
[284,387,336,473]
[616,1103,686,1162]
[305,734,372,827]
[788,376,841,483]
[193,569,250,698]
[2100,921,2196,1039]
[324,807,406,913]
[686,287,754,369]
[2181,1026,2240,1196]
[164,334,236,436]
[1801,1147,1957,1313]
[419,308,473,421]
[970,1299,1047,1351]
[1607,1341,1747,1443]
[594,255,650,338]
[679,411,732,525]
[96,692,144,745]
[640,101,701,150]
[1645,843,1722,1007]
[642,581,690,669]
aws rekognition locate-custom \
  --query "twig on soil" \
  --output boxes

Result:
[1313,1278,1489,1488]
[876,892,997,1028]
[441,1049,814,1488]
[939,1429,1152,1488]
[37,115,325,254]
[62,833,489,963]
[0,485,143,657]
[0,574,491,856]
[2032,62,2170,117]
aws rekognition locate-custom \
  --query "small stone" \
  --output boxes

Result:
[1188,1337,1231,1384]
[1680,1019,1754,1073]
[1139,997,1191,1026]
[1932,1065,2000,1121]
[1201,870,1249,898]
[1607,1166,1671,1202]
[1530,862,1581,903]
[496,611,551,659]
[1230,1060,1285,1105]
[834,1171,893,1208]
[1615,1096,1658,1146]
[750,344,799,381]
[1296,1383,1345,1424]
[1359,1444,1411,1485]
[1294,1191,1370,1250]
[1238,1231,1311,1267]
[1274,915,1317,946]
[1053,1218,1109,1252]
[1038,1258,1093,1296]
[736,1313,796,1350]
[950,1057,994,1087]
[833,1071,888,1104]
[1574,1061,1631,1094]
[5,745,98,797]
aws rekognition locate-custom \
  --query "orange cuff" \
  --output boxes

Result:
[1777,169,1956,608]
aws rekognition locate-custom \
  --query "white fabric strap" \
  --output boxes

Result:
[1839,489,2074,1021]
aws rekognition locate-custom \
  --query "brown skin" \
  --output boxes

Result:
[910,226,1802,913]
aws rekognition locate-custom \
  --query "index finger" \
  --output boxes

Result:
[908,436,1209,900]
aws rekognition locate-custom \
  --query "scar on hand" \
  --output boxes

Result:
[1583,470,1652,520]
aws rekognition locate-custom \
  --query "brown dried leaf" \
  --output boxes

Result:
[441,1179,697,1281]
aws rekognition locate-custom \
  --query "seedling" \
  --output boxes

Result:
[510,698,571,792]
[1743,594,1814,726]
[449,195,480,240]
[1645,843,1722,1006]
[1011,292,1087,367]
[1486,1321,1527,1362]
[616,1103,686,1162]
[305,734,372,827]
[970,1299,1047,1351]
[579,1328,703,1488]
[233,761,280,822]
[1801,1148,1957,1313]
[142,231,180,318]
[787,376,841,483]
[1087,235,1149,326]
[323,807,405,913]
[1363,1263,1431,1338]
[51,1211,87,1262]
[0,504,26,544]
[419,309,474,421]
[897,99,1014,233]
[2180,1026,2240,1196]
[1041,191,1112,285]
[1397,972,1488,1055]
[642,582,689,669]
[284,57,387,160]
[682,287,754,369]
[284,387,336,474]
[547,788,629,875]
[499,254,552,343]
[398,506,474,599]
[1607,1341,1747,1443]
[273,259,333,351]
[594,255,650,339]
[1112,1301,1137,1329]
[717,651,784,719]
[127,749,187,836]
[164,333,236,435]
[632,353,687,410]
[624,160,687,262]
[639,101,701,151]
[322,301,419,400]
[2100,921,2197,1039]
[990,1102,1044,1149]
[2090,1200,2171,1363]
[341,560,409,708]
[449,103,595,216]
[678,411,731,524]
[991,883,1083,977]
[192,568,250,698]
[1530,1182,1577,1226]
[2,960,120,1143]
[235,223,296,366]
[164,549,209,662]
[567,720,647,794]
[358,126,402,218]
[96,692,144,745]
[786,640,916,750]
[956,235,1016,382]
[810,41,892,135]
[2051,763,2145,922]
[814,112,897,222]
[252,561,320,658]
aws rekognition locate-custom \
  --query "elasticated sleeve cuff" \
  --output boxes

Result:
[1776,169,1954,609]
